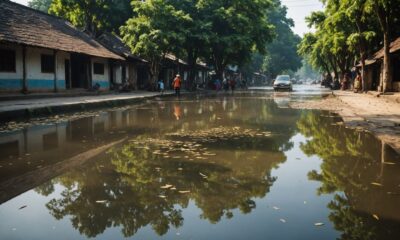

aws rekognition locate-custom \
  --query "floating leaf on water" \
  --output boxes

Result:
[199,172,208,178]
[383,162,396,165]
[280,219,286,223]
[314,223,324,226]
[18,205,27,210]
[371,182,383,187]
[95,200,107,203]
[387,192,400,195]
[372,214,379,220]
[179,190,190,194]
[161,184,173,189]
[204,153,217,156]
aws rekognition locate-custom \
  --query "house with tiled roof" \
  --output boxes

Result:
[97,32,150,90]
[0,0,124,93]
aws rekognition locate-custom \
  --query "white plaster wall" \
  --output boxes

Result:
[26,47,55,81]
[0,43,23,80]
[25,47,69,90]
[92,57,109,82]
[56,51,70,82]
[113,64,122,84]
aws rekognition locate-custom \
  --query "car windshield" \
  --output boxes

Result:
[275,75,290,83]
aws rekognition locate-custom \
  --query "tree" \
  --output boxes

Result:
[49,0,132,36]
[367,0,400,92]
[28,0,52,12]
[166,0,211,90]
[300,0,400,92]
[198,0,274,80]
[342,0,377,92]
[300,3,356,82]
[120,0,191,90]
[263,0,302,78]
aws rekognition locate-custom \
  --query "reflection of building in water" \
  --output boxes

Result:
[0,110,142,159]
[0,110,141,204]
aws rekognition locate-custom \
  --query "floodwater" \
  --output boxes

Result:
[0,91,399,240]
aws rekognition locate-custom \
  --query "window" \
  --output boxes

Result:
[0,49,16,72]
[41,54,55,73]
[93,62,104,75]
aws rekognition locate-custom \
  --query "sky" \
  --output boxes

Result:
[11,0,323,36]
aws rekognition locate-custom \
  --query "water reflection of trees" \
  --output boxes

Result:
[33,95,303,238]
[41,130,285,238]
[297,111,400,240]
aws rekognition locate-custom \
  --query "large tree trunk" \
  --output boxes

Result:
[382,31,391,92]
[212,47,225,82]
[187,48,198,91]
[149,58,161,91]
[375,4,391,93]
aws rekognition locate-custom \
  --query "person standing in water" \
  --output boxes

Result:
[173,74,182,97]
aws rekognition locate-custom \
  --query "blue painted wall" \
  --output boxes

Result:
[92,81,110,90]
[0,79,22,89]
[0,79,65,90]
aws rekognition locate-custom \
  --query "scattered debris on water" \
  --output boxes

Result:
[371,182,383,187]
[178,190,190,194]
[160,184,173,189]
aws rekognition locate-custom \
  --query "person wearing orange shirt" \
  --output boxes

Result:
[172,74,182,97]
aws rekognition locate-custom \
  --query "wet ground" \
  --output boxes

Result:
[0,87,400,240]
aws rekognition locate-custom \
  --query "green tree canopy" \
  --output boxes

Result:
[49,0,132,36]
[120,0,191,89]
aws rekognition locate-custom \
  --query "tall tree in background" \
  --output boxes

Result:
[342,0,377,92]
[49,0,132,36]
[167,0,211,90]
[198,0,274,80]
[28,0,52,12]
[121,0,191,89]
[367,0,400,92]
[263,0,302,78]
[241,0,302,80]
[301,0,400,92]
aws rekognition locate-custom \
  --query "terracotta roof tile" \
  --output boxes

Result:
[97,32,147,63]
[373,37,400,59]
[0,0,123,60]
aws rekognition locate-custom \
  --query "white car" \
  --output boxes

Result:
[273,75,292,91]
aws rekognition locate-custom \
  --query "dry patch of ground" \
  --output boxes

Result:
[290,91,400,154]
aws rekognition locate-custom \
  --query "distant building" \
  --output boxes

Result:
[0,0,123,93]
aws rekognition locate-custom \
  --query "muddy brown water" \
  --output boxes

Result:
[0,92,399,240]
